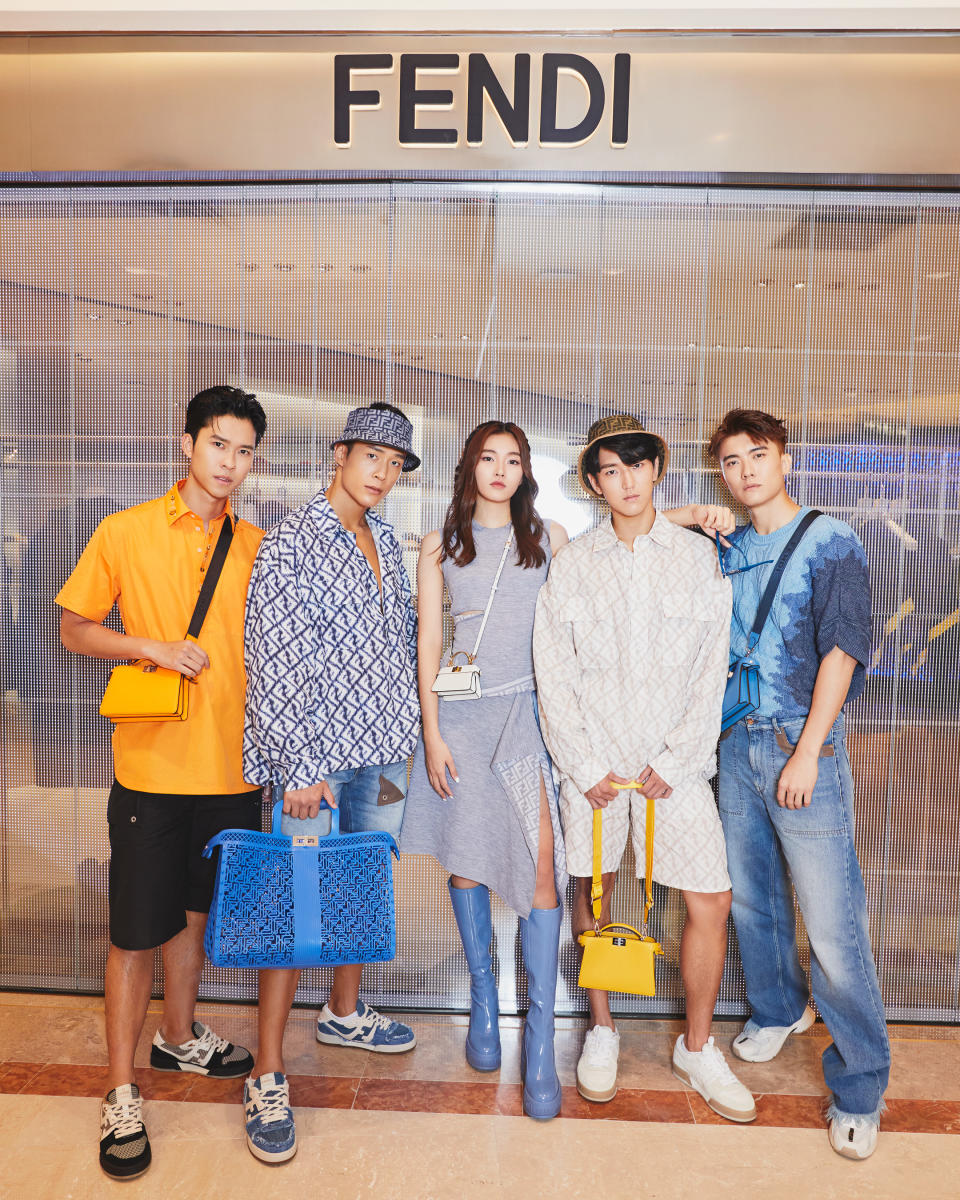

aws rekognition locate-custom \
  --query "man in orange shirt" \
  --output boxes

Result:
[57,386,267,1181]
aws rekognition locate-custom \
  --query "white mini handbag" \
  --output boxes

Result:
[431,528,513,703]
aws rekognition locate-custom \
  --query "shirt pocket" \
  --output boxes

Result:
[658,592,714,672]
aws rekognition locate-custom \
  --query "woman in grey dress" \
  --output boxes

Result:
[401,421,568,1120]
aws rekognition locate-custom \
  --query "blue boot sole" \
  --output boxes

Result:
[466,1039,502,1072]
[520,1043,561,1119]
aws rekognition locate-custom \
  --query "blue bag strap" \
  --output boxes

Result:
[269,782,338,961]
[746,510,822,653]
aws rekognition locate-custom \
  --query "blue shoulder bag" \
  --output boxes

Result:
[721,510,823,732]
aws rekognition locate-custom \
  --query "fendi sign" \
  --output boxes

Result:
[333,53,632,149]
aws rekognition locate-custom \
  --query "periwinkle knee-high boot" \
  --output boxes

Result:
[448,880,501,1071]
[519,902,562,1120]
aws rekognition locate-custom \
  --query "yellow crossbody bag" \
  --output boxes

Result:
[99,657,191,723]
[577,787,663,996]
[99,516,234,724]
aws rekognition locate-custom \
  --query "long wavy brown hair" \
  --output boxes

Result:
[442,421,546,569]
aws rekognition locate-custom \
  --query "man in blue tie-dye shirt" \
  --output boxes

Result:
[709,409,889,1163]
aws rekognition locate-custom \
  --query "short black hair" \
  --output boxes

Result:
[184,386,267,447]
[582,432,661,484]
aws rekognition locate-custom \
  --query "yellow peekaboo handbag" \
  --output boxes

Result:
[99,659,190,723]
[577,787,663,996]
[99,517,233,724]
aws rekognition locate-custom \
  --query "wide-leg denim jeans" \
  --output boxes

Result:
[718,712,890,1121]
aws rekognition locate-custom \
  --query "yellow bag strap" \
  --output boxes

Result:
[592,788,656,934]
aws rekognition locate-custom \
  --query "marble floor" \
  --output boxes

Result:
[1,991,959,1199]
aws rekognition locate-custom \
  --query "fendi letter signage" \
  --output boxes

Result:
[333,52,632,149]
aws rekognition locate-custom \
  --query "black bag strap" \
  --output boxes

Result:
[746,509,822,652]
[186,515,235,640]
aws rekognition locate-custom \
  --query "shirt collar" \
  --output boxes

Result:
[164,481,236,530]
[592,509,676,552]
[306,490,388,538]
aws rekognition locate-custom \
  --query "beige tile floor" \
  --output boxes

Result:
[1,992,959,1200]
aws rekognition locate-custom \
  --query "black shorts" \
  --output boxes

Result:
[107,779,262,951]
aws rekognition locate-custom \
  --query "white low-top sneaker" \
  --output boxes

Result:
[732,1006,817,1063]
[829,1113,879,1160]
[576,1025,620,1103]
[672,1035,757,1123]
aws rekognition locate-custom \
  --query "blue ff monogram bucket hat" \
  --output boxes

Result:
[332,403,421,472]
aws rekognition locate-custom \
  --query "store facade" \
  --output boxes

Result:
[1,19,958,1020]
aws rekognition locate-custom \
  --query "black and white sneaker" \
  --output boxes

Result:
[150,1021,253,1077]
[99,1083,151,1180]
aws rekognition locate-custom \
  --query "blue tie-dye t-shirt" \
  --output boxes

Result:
[725,507,871,719]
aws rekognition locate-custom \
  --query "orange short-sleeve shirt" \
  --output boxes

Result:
[55,482,264,796]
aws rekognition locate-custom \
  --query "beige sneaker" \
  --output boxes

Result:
[672,1035,757,1123]
[576,1025,620,1103]
[829,1114,878,1160]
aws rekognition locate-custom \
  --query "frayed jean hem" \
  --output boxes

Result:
[827,1099,886,1126]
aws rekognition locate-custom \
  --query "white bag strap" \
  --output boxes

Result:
[462,528,514,664]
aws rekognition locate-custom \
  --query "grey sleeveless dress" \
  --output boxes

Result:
[401,520,566,918]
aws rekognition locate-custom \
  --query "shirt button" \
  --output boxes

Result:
[197,547,203,553]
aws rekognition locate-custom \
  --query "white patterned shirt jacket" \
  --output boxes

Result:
[533,511,732,890]
[243,493,419,789]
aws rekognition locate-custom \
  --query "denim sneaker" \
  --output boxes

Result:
[99,1083,151,1180]
[150,1021,254,1077]
[243,1072,297,1164]
[316,1001,416,1053]
[829,1113,879,1160]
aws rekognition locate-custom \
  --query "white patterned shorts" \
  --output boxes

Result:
[560,777,731,893]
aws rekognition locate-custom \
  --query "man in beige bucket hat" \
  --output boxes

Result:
[534,412,754,1123]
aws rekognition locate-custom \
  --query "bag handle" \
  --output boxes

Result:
[745,509,822,653]
[185,515,235,640]
[591,789,655,936]
[449,528,513,666]
[270,790,340,838]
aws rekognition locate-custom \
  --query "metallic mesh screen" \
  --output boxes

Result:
[1,183,957,1020]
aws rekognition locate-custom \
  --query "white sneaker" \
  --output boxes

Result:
[576,1025,620,1102]
[829,1113,879,1160]
[732,1006,816,1063]
[672,1035,757,1123]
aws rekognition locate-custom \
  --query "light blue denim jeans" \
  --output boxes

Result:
[717,712,890,1121]
[279,760,407,840]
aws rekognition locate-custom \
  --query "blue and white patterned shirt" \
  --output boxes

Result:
[243,493,419,789]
